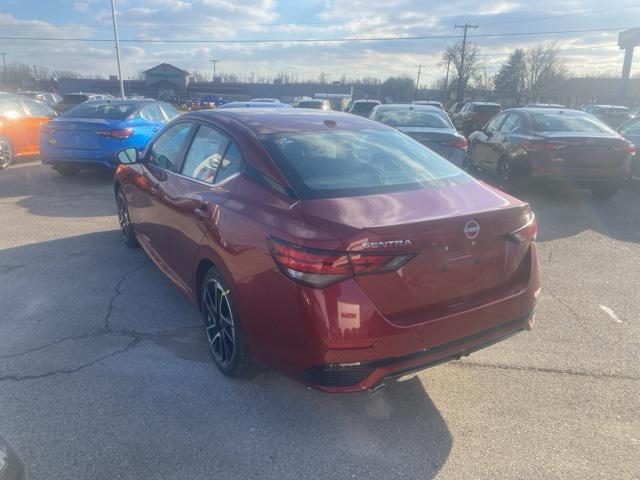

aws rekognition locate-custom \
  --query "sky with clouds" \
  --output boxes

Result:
[0,0,639,85]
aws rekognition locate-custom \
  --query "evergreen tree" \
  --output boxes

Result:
[494,49,525,104]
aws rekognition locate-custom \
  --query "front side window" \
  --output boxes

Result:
[181,125,230,184]
[147,122,192,171]
[260,128,470,199]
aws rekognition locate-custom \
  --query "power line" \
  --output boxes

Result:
[478,44,619,57]
[0,27,629,44]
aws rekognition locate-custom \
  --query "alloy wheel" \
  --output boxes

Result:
[202,278,236,367]
[497,160,511,190]
[0,140,12,169]
[116,192,131,242]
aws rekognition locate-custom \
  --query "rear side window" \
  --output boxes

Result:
[181,125,230,184]
[260,128,469,199]
[148,122,192,171]
[23,99,52,117]
[0,98,26,117]
[216,142,244,183]
[159,103,180,120]
[140,104,164,122]
[62,94,88,103]
[499,114,521,132]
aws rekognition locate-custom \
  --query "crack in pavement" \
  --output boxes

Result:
[454,360,640,381]
[0,337,142,382]
[102,265,145,332]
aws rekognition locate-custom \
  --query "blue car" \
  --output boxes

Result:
[40,99,180,175]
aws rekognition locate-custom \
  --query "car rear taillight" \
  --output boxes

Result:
[445,137,468,149]
[615,144,637,155]
[94,128,133,139]
[268,238,415,288]
[507,210,538,243]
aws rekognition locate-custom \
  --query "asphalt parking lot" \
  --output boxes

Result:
[1,159,639,480]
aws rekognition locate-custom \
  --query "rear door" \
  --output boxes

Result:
[139,103,166,138]
[157,123,244,287]
[483,112,522,171]
[20,99,53,155]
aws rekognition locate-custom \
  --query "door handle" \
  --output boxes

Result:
[194,204,211,221]
[149,186,159,196]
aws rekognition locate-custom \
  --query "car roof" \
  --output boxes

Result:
[186,109,385,135]
[505,107,586,115]
[353,99,380,103]
[221,101,291,108]
[81,98,155,105]
[376,103,443,111]
[586,104,629,109]
[467,101,501,106]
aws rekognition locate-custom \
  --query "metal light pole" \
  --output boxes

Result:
[454,23,478,102]
[414,64,424,100]
[110,0,125,99]
[0,53,7,88]
[209,59,220,94]
[443,57,451,102]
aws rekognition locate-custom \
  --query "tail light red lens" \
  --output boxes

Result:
[507,210,538,243]
[445,137,468,150]
[615,144,637,155]
[94,128,133,139]
[268,238,415,288]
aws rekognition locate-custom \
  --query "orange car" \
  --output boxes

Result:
[0,93,55,169]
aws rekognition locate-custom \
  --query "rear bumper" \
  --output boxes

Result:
[40,151,118,170]
[527,157,630,183]
[237,242,540,393]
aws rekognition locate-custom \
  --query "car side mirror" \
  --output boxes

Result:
[116,147,139,164]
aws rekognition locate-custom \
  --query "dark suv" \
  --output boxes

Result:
[453,102,502,137]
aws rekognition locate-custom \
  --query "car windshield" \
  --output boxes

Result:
[64,102,139,119]
[260,128,469,199]
[376,109,451,128]
[531,112,612,132]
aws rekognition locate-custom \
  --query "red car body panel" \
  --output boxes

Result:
[115,110,540,392]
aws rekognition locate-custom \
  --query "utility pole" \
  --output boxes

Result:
[454,23,478,102]
[414,64,424,100]
[0,53,6,89]
[209,59,220,94]
[443,57,451,102]
[110,0,125,99]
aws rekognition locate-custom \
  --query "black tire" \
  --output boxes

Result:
[590,183,620,199]
[200,267,256,378]
[116,189,139,248]
[0,136,13,170]
[54,165,80,176]
[495,158,512,191]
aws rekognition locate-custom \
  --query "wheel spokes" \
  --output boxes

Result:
[203,279,235,366]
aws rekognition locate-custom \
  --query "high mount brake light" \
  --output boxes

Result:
[94,128,133,139]
[268,238,415,288]
[615,144,637,155]
[507,210,538,243]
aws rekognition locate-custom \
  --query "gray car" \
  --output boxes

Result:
[619,116,640,178]
[370,104,467,167]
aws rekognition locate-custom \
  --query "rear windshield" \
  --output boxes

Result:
[531,112,612,133]
[260,128,469,199]
[64,102,139,119]
[474,105,502,115]
[376,109,451,128]
[62,94,89,103]
[352,102,378,113]
[298,101,324,108]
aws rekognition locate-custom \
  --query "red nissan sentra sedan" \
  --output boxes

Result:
[114,109,540,392]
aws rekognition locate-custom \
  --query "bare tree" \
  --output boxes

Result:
[442,42,482,101]
[524,44,566,101]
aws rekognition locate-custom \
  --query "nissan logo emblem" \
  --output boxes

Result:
[464,220,480,239]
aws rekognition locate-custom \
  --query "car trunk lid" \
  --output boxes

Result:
[300,181,533,326]
[535,132,628,168]
[46,118,128,150]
